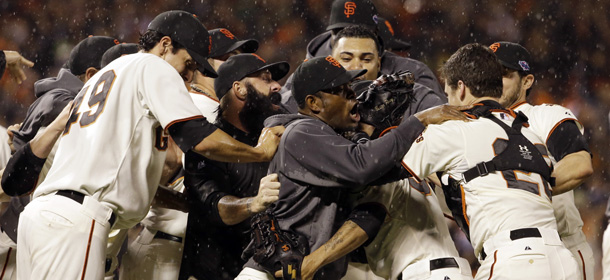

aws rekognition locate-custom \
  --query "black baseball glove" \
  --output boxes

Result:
[246,212,309,280]
[354,71,416,137]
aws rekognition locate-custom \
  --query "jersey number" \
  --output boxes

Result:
[492,139,552,197]
[64,71,116,134]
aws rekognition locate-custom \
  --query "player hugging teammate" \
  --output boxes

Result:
[0,1,599,280]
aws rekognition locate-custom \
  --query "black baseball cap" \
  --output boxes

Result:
[208,28,259,58]
[489,41,532,72]
[100,43,139,68]
[68,36,119,75]
[147,10,218,78]
[327,0,379,31]
[214,53,290,99]
[377,17,411,52]
[292,56,367,105]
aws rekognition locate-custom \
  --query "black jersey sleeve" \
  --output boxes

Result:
[1,142,46,196]
[346,202,387,245]
[167,117,217,153]
[546,120,590,161]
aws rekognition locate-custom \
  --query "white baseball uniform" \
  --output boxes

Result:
[189,89,219,122]
[120,176,187,280]
[344,178,472,280]
[510,101,594,279]
[16,53,208,280]
[0,126,15,280]
[401,108,580,280]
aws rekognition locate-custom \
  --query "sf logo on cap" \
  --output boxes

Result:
[325,56,342,68]
[220,29,235,40]
[489,43,501,52]
[344,2,356,18]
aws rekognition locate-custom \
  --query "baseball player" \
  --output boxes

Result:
[331,25,444,120]
[0,50,34,84]
[236,56,467,280]
[121,29,261,280]
[189,27,259,121]
[15,10,282,279]
[402,43,579,279]
[280,0,445,112]
[180,53,289,280]
[291,75,471,280]
[490,41,595,280]
[0,36,119,280]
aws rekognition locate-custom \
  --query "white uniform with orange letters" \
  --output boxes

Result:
[17,53,208,280]
[401,109,580,280]
[511,101,594,279]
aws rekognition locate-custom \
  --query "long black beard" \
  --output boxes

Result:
[238,84,284,136]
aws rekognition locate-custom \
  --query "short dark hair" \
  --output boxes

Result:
[138,30,184,53]
[441,43,503,98]
[333,25,382,56]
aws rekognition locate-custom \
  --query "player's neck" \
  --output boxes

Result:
[470,96,500,106]
[190,79,218,100]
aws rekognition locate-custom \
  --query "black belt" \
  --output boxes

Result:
[154,230,183,243]
[56,190,116,227]
[430,257,459,271]
[480,228,542,260]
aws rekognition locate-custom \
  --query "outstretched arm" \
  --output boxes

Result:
[0,50,35,84]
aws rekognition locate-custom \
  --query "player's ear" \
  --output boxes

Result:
[457,80,467,101]
[85,67,98,82]
[522,74,534,91]
[158,36,172,56]
[305,94,322,113]
[232,81,247,101]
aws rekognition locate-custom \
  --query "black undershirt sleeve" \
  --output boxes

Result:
[546,120,590,161]
[167,117,217,153]
[0,51,6,78]
[2,142,46,196]
[346,202,387,246]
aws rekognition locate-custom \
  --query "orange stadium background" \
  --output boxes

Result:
[0,0,608,278]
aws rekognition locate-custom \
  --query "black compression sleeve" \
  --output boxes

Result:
[546,120,590,161]
[1,142,46,196]
[167,117,217,153]
[347,202,387,246]
[0,51,6,78]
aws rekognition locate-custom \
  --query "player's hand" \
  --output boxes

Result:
[4,51,34,84]
[6,122,21,154]
[274,255,318,280]
[48,101,73,133]
[255,125,285,161]
[250,173,281,214]
[413,104,472,126]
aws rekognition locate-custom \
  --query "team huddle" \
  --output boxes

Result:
[0,0,600,279]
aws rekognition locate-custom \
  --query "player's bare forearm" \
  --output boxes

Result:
[551,150,593,195]
[0,168,10,202]
[302,220,368,279]
[193,126,284,163]
[217,196,254,225]
[30,101,72,158]
[218,174,280,225]
[152,186,189,212]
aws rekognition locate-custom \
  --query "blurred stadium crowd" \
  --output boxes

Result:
[0,0,608,277]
